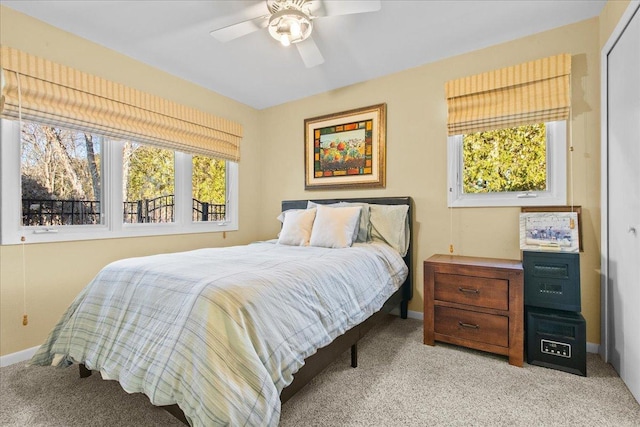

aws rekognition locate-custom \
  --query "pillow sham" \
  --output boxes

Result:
[309,205,362,249]
[277,208,317,246]
[307,201,370,243]
[369,204,410,256]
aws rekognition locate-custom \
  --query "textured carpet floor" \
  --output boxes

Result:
[1,316,639,426]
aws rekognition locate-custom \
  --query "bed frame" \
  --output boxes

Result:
[278,196,413,402]
[80,196,413,425]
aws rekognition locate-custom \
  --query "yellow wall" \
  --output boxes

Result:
[257,18,603,343]
[1,1,632,357]
[599,0,632,48]
[0,6,262,356]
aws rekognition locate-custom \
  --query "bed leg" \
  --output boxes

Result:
[79,363,92,378]
[400,300,409,319]
[162,404,190,426]
[350,343,358,368]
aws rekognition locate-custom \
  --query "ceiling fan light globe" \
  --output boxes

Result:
[268,8,312,46]
[290,20,301,38]
[280,35,291,47]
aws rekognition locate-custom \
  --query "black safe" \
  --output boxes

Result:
[523,250,586,376]
[526,307,586,376]
[523,251,581,312]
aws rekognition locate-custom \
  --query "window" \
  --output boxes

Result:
[444,54,571,207]
[123,143,175,224]
[1,47,241,245]
[447,121,566,207]
[192,155,226,222]
[20,123,103,226]
[0,119,238,244]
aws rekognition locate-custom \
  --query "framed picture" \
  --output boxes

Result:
[521,206,583,251]
[304,103,386,190]
[519,207,582,253]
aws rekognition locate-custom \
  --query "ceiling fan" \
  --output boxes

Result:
[209,0,382,68]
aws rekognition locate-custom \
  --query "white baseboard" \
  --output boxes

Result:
[586,342,600,354]
[0,345,39,367]
[406,309,423,320]
[400,310,600,354]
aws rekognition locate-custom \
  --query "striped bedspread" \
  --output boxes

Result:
[30,241,408,426]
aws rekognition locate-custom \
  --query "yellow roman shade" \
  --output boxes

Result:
[0,46,242,162]
[445,54,571,136]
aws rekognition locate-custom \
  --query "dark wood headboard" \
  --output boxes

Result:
[281,196,413,316]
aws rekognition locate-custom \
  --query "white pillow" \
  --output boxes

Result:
[309,205,362,248]
[307,201,370,243]
[339,202,371,242]
[276,209,302,223]
[277,208,317,246]
[369,204,410,256]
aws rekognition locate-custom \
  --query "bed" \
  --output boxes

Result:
[30,196,413,426]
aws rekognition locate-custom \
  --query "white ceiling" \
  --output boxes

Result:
[2,0,605,110]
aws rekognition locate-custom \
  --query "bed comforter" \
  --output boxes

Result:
[30,241,408,426]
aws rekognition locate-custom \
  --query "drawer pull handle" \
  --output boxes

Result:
[458,287,479,294]
[458,321,480,329]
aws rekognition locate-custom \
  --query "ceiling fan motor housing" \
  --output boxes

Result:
[267,0,311,14]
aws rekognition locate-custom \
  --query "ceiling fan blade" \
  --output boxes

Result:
[209,14,269,43]
[309,0,381,18]
[296,35,325,68]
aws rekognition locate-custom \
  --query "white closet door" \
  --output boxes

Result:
[607,5,640,403]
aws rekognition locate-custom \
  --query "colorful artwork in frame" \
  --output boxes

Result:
[305,103,386,189]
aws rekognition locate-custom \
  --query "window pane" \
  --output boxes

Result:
[462,123,547,193]
[21,122,102,226]
[192,155,226,222]
[123,142,175,223]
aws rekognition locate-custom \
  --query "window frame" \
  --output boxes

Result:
[0,119,238,245]
[447,120,567,208]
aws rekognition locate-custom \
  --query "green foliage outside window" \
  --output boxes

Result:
[125,143,174,201]
[462,123,547,193]
[192,155,226,204]
[124,145,225,205]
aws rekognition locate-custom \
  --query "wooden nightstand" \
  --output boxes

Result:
[424,254,524,367]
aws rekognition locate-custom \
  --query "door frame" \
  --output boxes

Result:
[600,0,640,363]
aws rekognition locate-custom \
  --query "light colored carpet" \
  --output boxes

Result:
[1,316,639,426]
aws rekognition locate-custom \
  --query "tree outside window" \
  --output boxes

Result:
[462,123,547,194]
[20,123,102,226]
[448,120,566,208]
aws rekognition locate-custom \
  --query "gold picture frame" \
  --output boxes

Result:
[304,103,386,190]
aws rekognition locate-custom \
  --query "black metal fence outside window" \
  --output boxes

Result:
[192,199,226,222]
[22,197,225,226]
[123,195,175,224]
[22,199,101,226]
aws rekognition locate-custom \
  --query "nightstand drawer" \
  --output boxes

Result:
[434,306,509,348]
[434,272,508,310]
